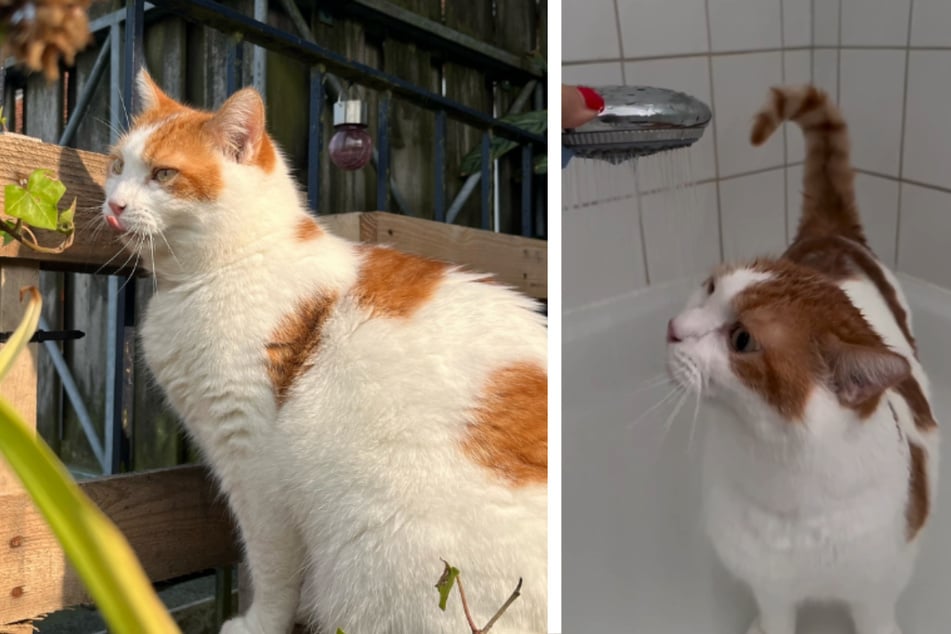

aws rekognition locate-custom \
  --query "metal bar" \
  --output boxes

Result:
[433,110,446,222]
[89,2,156,33]
[251,0,267,95]
[226,37,244,95]
[480,132,490,230]
[214,565,235,625]
[146,0,544,144]
[377,95,390,211]
[109,24,121,143]
[323,0,542,81]
[444,80,538,225]
[308,68,323,212]
[59,37,111,147]
[521,143,532,237]
[274,0,414,216]
[121,0,145,127]
[38,315,107,471]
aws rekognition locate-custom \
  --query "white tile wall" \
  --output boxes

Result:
[708,0,782,52]
[853,173,899,267]
[564,0,951,303]
[563,198,647,310]
[838,49,906,176]
[840,0,910,46]
[783,50,812,163]
[902,51,951,189]
[712,52,785,177]
[813,0,840,46]
[623,56,716,189]
[719,169,787,261]
[812,49,838,102]
[562,0,622,61]
[639,182,721,284]
[910,0,951,47]
[616,0,709,58]
[897,184,951,289]
[783,0,812,47]
[562,62,625,86]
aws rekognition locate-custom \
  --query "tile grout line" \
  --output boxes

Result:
[894,0,915,269]
[810,0,815,82]
[564,45,951,66]
[703,0,725,264]
[853,168,951,197]
[610,0,628,84]
[779,0,789,245]
[835,0,842,104]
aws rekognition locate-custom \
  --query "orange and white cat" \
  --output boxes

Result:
[667,85,939,634]
[101,70,547,634]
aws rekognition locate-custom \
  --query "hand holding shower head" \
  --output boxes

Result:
[562,85,712,164]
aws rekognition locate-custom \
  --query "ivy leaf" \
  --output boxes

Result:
[336,630,346,634]
[533,154,547,175]
[1,229,13,246]
[4,169,67,231]
[459,111,547,176]
[57,198,76,234]
[435,560,460,611]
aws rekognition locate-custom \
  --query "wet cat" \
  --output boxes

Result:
[666,85,939,634]
[101,70,547,634]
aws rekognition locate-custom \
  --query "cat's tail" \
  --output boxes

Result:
[750,84,866,247]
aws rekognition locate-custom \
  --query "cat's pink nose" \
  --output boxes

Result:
[108,200,126,217]
[666,319,682,343]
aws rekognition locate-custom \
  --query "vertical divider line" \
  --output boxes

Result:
[480,131,491,230]
[520,143,532,237]
[611,0,627,84]
[780,0,789,245]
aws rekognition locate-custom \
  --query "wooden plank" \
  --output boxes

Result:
[0,135,124,272]
[0,466,239,623]
[360,212,547,298]
[0,263,40,495]
[318,212,362,242]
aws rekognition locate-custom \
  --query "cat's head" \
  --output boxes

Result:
[666,259,910,434]
[101,69,284,269]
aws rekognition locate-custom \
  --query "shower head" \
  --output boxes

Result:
[562,85,712,164]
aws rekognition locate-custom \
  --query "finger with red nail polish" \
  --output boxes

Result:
[562,84,604,130]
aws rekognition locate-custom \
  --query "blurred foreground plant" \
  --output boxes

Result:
[0,286,179,633]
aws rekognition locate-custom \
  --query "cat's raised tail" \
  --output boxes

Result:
[750,84,865,247]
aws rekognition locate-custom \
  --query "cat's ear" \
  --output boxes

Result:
[206,88,267,165]
[824,339,910,408]
[136,68,174,112]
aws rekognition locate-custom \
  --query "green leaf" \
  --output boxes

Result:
[0,229,12,246]
[459,110,548,176]
[336,630,346,634]
[4,169,66,231]
[435,560,460,611]
[533,154,547,175]
[57,198,76,234]
[0,289,181,633]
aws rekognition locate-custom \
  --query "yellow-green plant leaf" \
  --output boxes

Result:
[435,560,460,611]
[0,287,41,382]
[57,198,76,234]
[4,169,66,230]
[0,289,179,633]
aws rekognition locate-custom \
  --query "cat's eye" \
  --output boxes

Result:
[706,278,716,295]
[111,158,124,175]
[729,324,759,353]
[152,168,178,183]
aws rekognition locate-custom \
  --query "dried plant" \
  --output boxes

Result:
[0,0,93,81]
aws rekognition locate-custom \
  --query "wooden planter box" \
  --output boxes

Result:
[0,134,546,631]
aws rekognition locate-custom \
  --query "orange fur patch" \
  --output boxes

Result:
[906,441,929,540]
[295,215,323,242]
[266,292,337,407]
[728,259,896,420]
[141,110,224,201]
[352,246,448,318]
[463,363,547,486]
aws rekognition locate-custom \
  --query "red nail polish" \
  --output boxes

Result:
[577,86,605,113]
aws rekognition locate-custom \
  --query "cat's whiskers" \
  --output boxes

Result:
[659,387,691,448]
[630,384,684,429]
[688,364,703,455]
[155,227,182,270]
[631,373,672,395]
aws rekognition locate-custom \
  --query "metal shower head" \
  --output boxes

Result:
[562,85,712,164]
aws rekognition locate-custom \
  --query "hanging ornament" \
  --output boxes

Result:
[328,99,373,171]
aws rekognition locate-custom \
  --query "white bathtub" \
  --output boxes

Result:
[562,273,951,634]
